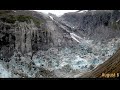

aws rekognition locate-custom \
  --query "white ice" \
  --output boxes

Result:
[70,33,82,43]
[49,16,54,20]
[0,64,11,78]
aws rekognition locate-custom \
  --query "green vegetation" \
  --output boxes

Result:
[0,15,16,23]
[111,21,120,30]
[17,15,31,22]
[0,11,42,27]
[0,10,12,14]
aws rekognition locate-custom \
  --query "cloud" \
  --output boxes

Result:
[34,10,78,16]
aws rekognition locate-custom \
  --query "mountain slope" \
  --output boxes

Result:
[60,10,120,41]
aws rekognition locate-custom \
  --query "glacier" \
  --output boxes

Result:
[32,37,120,76]
[0,63,11,78]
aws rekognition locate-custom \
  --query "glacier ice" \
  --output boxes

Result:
[31,37,120,77]
[0,63,11,78]
[32,37,120,75]
[1,35,120,78]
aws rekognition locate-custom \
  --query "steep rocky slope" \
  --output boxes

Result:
[60,10,120,41]
[0,10,75,59]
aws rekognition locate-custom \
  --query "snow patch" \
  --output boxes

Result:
[77,10,88,13]
[49,16,54,20]
[70,33,82,43]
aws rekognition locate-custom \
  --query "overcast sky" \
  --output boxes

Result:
[34,10,78,16]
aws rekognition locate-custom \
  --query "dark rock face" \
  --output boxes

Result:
[60,10,120,41]
[0,11,41,62]
[0,10,73,59]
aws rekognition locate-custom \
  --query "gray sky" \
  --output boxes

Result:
[34,10,78,16]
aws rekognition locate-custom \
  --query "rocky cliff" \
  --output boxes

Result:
[60,10,120,41]
[0,10,75,59]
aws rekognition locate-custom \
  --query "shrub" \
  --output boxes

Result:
[0,12,42,27]
[16,15,30,22]
[0,15,16,24]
